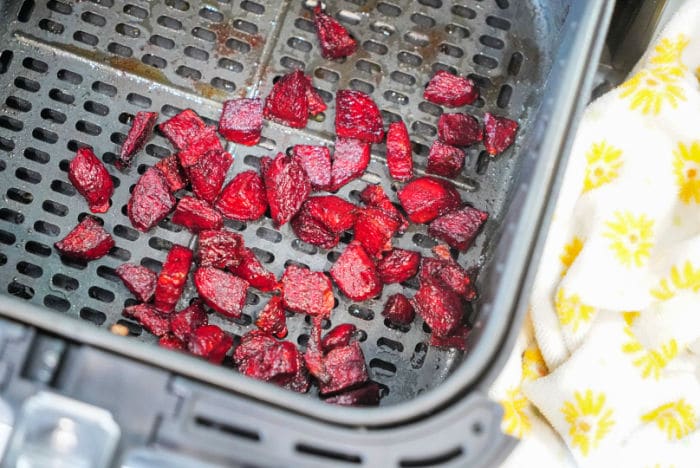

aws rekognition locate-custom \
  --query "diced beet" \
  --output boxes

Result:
[313,5,357,59]
[412,277,463,338]
[429,324,470,350]
[68,147,113,214]
[281,265,334,318]
[186,149,233,204]
[118,111,158,168]
[264,153,311,226]
[234,331,300,383]
[259,156,272,178]
[116,263,157,302]
[377,249,420,284]
[386,120,413,182]
[154,155,187,193]
[318,342,369,395]
[305,78,328,116]
[264,70,309,128]
[123,304,170,337]
[438,113,482,147]
[483,112,519,156]
[397,176,461,224]
[177,127,222,169]
[424,70,479,107]
[429,206,488,252]
[255,296,287,339]
[383,293,415,325]
[321,323,357,353]
[128,167,176,231]
[359,184,408,233]
[427,141,465,178]
[330,137,371,191]
[154,245,193,314]
[54,217,114,261]
[172,196,223,232]
[159,334,186,350]
[291,207,339,249]
[330,241,382,301]
[292,145,332,191]
[159,109,207,151]
[218,98,263,146]
[306,196,357,233]
[170,300,208,342]
[196,229,243,270]
[353,206,401,258]
[421,254,477,302]
[283,348,311,393]
[304,317,327,383]
[188,324,233,364]
[215,170,268,222]
[324,382,382,406]
[194,267,249,318]
[229,248,278,292]
[335,90,384,143]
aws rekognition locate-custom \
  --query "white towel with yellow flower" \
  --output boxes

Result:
[490,2,700,466]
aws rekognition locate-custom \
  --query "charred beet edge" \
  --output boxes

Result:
[377,248,421,284]
[321,323,357,352]
[154,155,187,193]
[154,244,193,314]
[118,111,158,168]
[116,263,157,302]
[218,98,263,146]
[68,147,113,214]
[234,330,307,389]
[123,303,170,337]
[383,293,415,325]
[170,300,208,343]
[186,148,233,204]
[353,206,401,259]
[359,184,408,233]
[54,217,114,261]
[412,276,462,338]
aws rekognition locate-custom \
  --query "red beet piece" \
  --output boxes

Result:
[321,323,357,353]
[353,206,401,259]
[177,127,222,169]
[429,206,488,252]
[313,5,357,59]
[359,184,408,233]
[398,176,461,224]
[235,331,301,384]
[424,70,479,107]
[292,145,332,191]
[383,293,415,325]
[304,317,327,383]
[154,155,187,193]
[483,112,519,156]
[188,324,233,364]
[429,324,470,350]
[54,217,114,261]
[128,167,176,231]
[218,98,263,146]
[154,245,193,314]
[172,196,223,232]
[159,334,186,350]
[194,267,249,318]
[427,141,465,179]
[118,111,158,168]
[330,241,382,301]
[306,196,357,233]
[324,382,382,406]
[196,229,243,270]
[319,342,369,395]
[377,249,420,284]
[215,170,267,222]
[421,253,477,302]
[305,77,328,116]
[123,304,170,337]
[259,156,272,178]
[283,348,311,393]
[330,138,371,191]
[291,207,339,249]
[335,90,384,143]
[116,263,157,302]
[264,70,309,128]
[413,277,463,337]
[264,153,311,226]
[281,265,334,318]
[187,149,233,204]
[170,300,208,343]
[230,248,278,292]
[438,113,482,147]
[386,120,413,181]
[159,109,207,151]
[255,296,288,339]
[68,147,113,214]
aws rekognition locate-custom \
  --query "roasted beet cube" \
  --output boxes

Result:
[377,249,420,284]
[255,296,288,339]
[172,196,223,232]
[330,138,370,191]
[218,98,263,146]
[427,141,465,178]
[413,277,463,338]
[304,317,327,383]
[234,331,300,383]
[305,80,328,116]
[353,206,401,258]
[229,248,278,292]
[305,196,357,233]
[194,267,249,318]
[283,349,311,393]
[196,229,243,269]
[429,324,470,350]
[259,156,272,178]
[159,334,186,350]
[429,206,488,252]
[159,109,207,151]
[215,170,267,222]
[321,323,357,353]
[424,70,479,107]
[154,245,193,314]
[359,184,408,233]
[313,5,357,59]
[319,342,369,395]
[116,263,157,302]
[398,176,461,224]
[54,217,114,261]
[123,304,170,337]
[386,120,413,181]
[118,111,158,168]
[68,147,113,214]
[128,167,176,231]
[177,127,222,169]
[154,155,187,193]
[170,300,208,342]
[483,112,519,156]
[383,293,415,325]
[335,90,384,143]
[324,382,382,406]
[281,265,334,318]
[330,241,382,301]
[188,324,233,364]
[186,149,233,204]
[291,207,339,249]
[292,145,332,191]
[264,70,309,128]
[438,113,482,147]
[264,153,311,226]
[421,254,477,302]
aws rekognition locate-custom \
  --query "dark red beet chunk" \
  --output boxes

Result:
[427,141,465,179]
[194,267,249,318]
[281,265,334,318]
[177,127,222,169]
[306,196,357,233]
[264,153,311,227]
[304,317,327,383]
[154,155,187,193]
[321,323,357,353]
[330,241,382,301]
[230,248,278,292]
[186,149,233,204]
[397,176,461,224]
[123,304,170,337]
[291,207,339,249]
[313,5,357,59]
[424,70,479,107]
[377,249,420,284]
[483,112,519,156]
[383,293,415,325]
[438,113,482,147]
[170,300,208,342]
[359,184,408,233]
[215,170,267,222]
[283,349,311,393]
[429,324,470,350]
[429,206,488,252]
[324,382,382,406]
[292,145,332,191]
[159,334,186,350]
[68,147,113,214]
[330,138,371,191]
[264,70,309,128]
[196,229,243,270]
[54,217,114,261]
[188,324,233,364]
[353,206,401,259]
[421,252,477,301]
[335,90,384,143]
[172,196,223,232]
[118,111,158,168]
[412,277,463,338]
[255,296,287,339]
[159,109,207,151]
[128,167,176,231]
[305,77,328,116]
[116,263,157,302]
[235,331,301,384]
[319,342,369,395]
[218,98,263,146]
[386,120,413,181]
[154,245,193,314]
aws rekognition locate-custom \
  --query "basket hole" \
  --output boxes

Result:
[80,307,106,325]
[16,167,42,184]
[403,31,429,47]
[184,46,209,61]
[383,90,408,105]
[327,251,341,262]
[233,19,257,34]
[370,21,395,36]
[355,59,381,75]
[294,17,314,33]
[114,224,139,241]
[89,0,114,6]
[218,58,243,72]
[412,233,437,248]
[245,292,259,305]
[336,10,361,26]
[431,62,457,75]
[410,342,428,368]
[497,84,512,108]
[474,54,498,69]
[377,337,403,353]
[17,261,42,278]
[280,56,304,70]
[6,95,32,112]
[194,415,261,441]
[362,40,388,55]
[14,76,40,92]
[486,15,510,31]
[84,100,109,116]
[46,0,70,14]
[369,358,396,377]
[410,12,435,28]
[411,121,436,138]
[117,319,142,336]
[96,266,119,283]
[165,0,189,11]
[496,0,509,8]
[76,120,102,136]
[0,137,14,152]
[26,240,51,256]
[508,52,523,76]
[397,51,421,67]
[42,200,68,217]
[73,30,98,46]
[109,246,131,262]
[348,304,374,321]
[241,0,264,14]
[17,0,35,23]
[291,239,317,255]
[81,10,106,27]
[440,43,464,58]
[350,79,374,95]
[51,180,75,196]
[468,73,492,89]
[8,188,33,204]
[377,2,401,17]
[191,27,215,42]
[283,259,307,270]
[0,115,23,132]
[418,101,441,117]
[88,286,114,303]
[199,6,223,22]
[253,248,275,264]
[452,5,476,18]
[0,208,23,224]
[110,132,126,145]
[157,15,182,31]
[399,447,464,467]
[115,22,140,38]
[211,77,235,91]
[0,229,15,245]
[0,254,5,266]
[123,3,148,19]
[159,218,184,233]
[92,80,117,97]
[52,273,79,291]
[176,66,201,80]
[380,110,401,124]
[148,236,173,251]
[255,227,282,244]
[8,280,34,299]
[49,88,74,105]
[288,37,312,53]
[142,54,166,69]
[295,444,361,464]
[22,57,48,74]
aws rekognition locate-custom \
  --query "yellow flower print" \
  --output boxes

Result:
[500,387,531,439]
[583,141,623,193]
[619,67,686,115]
[622,327,678,380]
[521,346,548,381]
[561,390,615,457]
[650,35,689,69]
[560,236,584,277]
[555,288,596,332]
[622,311,640,326]
[672,142,700,204]
[603,211,655,268]
[641,399,696,440]
[651,261,700,300]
